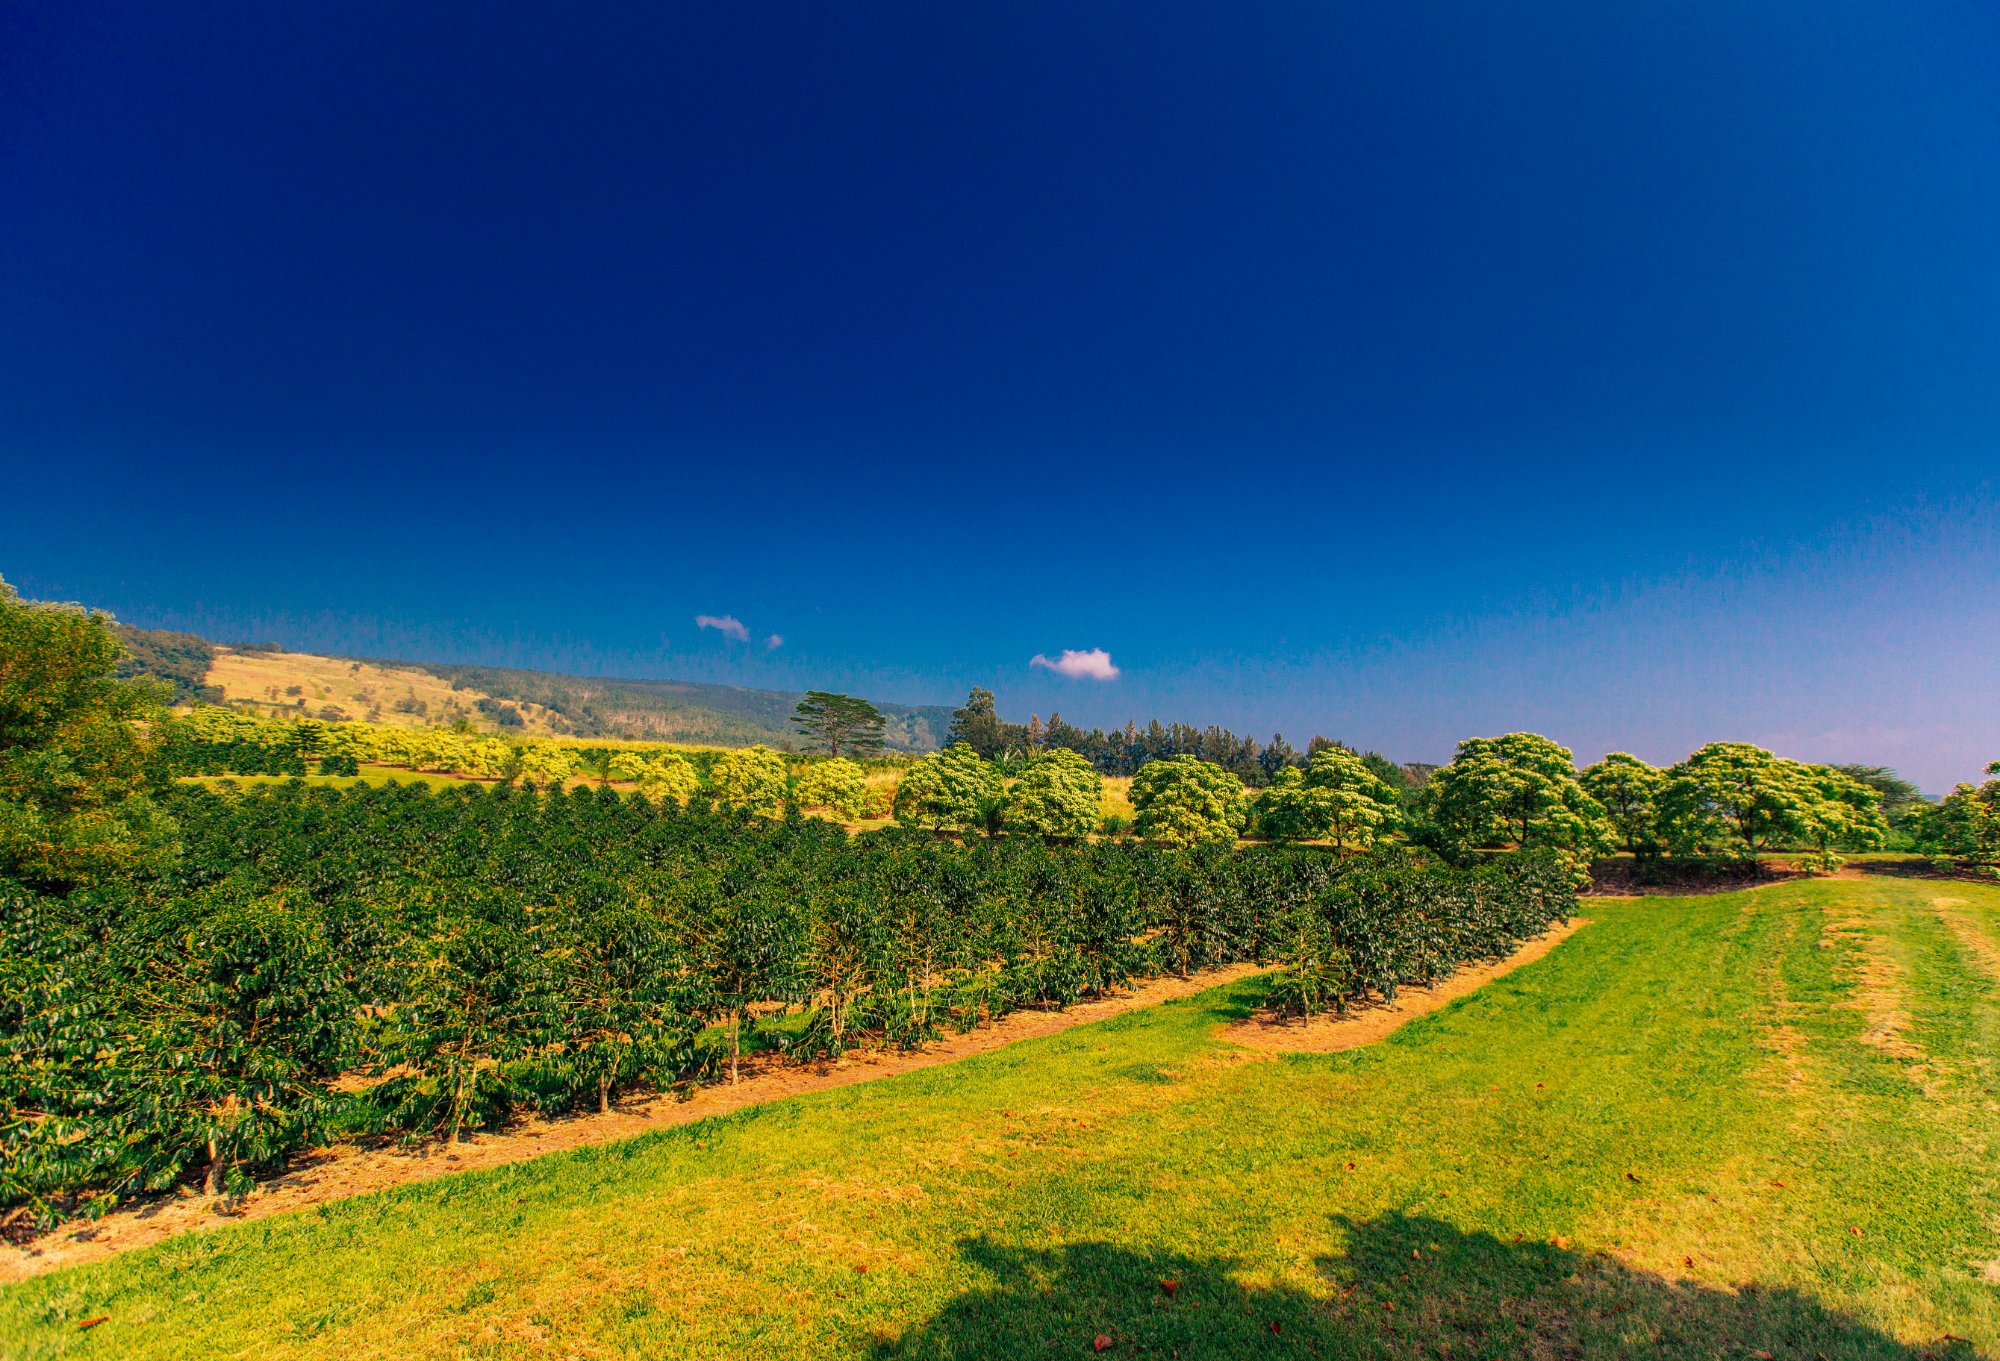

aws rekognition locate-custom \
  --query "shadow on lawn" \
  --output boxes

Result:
[874,1213,1972,1360]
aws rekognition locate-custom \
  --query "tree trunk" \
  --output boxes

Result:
[598,1070,610,1115]
[204,1136,223,1197]
[730,1013,740,1085]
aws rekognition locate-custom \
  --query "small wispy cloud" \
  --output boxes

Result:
[1031,647,1120,681]
[764,633,784,651]
[696,613,750,642]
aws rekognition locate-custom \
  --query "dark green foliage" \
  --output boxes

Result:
[1910,763,2000,867]
[0,884,351,1220]
[947,688,1014,759]
[792,690,887,758]
[157,736,309,776]
[0,780,1573,1222]
[959,693,1423,789]
[474,696,525,728]
[110,622,221,705]
[0,579,180,892]
[1832,764,1925,818]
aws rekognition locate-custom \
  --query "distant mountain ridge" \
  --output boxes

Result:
[400,659,954,752]
[108,621,954,753]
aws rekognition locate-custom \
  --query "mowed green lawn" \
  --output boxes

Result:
[6,876,1998,1359]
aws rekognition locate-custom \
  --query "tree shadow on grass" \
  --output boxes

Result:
[1198,974,1275,1024]
[874,1213,1974,1360]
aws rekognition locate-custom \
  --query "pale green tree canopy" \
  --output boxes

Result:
[1427,732,1612,860]
[610,749,701,802]
[711,745,789,815]
[1791,762,1889,870]
[606,750,652,782]
[1130,755,1244,848]
[893,744,1003,833]
[793,757,868,819]
[1579,752,1666,854]
[1002,746,1102,840]
[1300,746,1400,851]
[1657,742,1810,857]
[514,741,576,785]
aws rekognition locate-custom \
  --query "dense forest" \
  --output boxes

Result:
[110,623,221,705]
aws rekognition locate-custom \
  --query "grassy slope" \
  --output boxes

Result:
[5,877,1997,1359]
[204,649,572,735]
[199,645,953,752]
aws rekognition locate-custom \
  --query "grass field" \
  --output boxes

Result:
[5,876,1996,1359]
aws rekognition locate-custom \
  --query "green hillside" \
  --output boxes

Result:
[402,660,954,752]
[104,621,954,752]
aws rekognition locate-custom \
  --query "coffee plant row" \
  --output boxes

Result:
[0,780,1573,1225]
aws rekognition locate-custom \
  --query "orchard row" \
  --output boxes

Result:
[0,780,1574,1223]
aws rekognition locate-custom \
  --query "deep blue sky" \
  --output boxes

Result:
[4,3,1997,789]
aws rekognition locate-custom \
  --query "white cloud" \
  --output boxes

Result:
[764,633,784,650]
[696,613,750,642]
[1031,647,1120,681]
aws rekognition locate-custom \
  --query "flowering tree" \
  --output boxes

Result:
[893,744,1002,833]
[1130,756,1244,848]
[1003,748,1102,840]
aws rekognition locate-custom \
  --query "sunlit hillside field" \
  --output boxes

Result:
[6,876,1995,1360]
[205,648,570,733]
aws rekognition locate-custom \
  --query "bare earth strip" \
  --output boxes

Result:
[0,962,1265,1282]
[1931,895,2000,984]
[1821,906,1926,1064]
[1220,917,1590,1053]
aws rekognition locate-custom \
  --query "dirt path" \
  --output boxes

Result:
[1221,918,1591,1053]
[1,962,1266,1282]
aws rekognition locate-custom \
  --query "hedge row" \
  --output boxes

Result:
[0,781,1572,1224]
